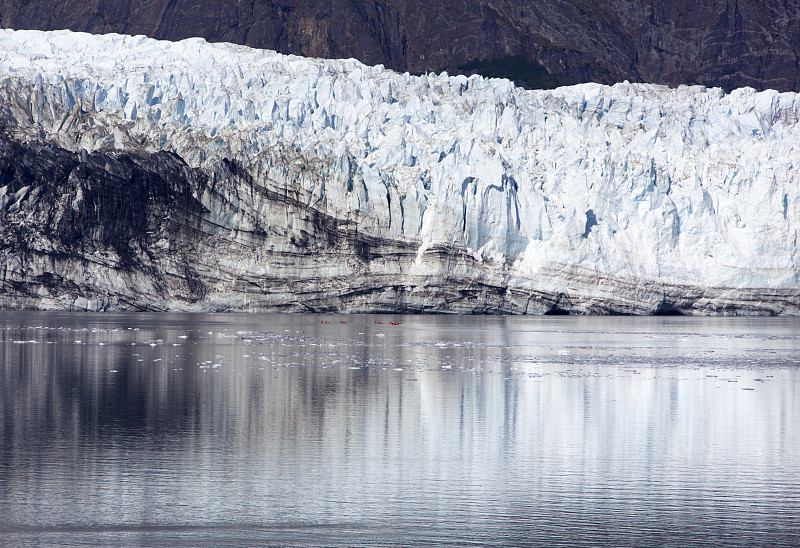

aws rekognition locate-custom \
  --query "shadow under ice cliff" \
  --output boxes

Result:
[1,30,798,314]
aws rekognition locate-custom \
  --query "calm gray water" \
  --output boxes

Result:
[1,312,799,547]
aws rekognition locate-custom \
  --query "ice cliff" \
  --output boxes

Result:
[1,29,799,314]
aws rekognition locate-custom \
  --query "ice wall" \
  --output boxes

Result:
[1,29,798,314]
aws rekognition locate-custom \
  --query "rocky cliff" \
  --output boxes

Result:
[1,30,799,314]
[1,0,800,91]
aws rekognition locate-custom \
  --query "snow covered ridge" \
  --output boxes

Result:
[1,29,799,314]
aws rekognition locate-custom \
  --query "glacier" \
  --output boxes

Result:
[0,29,798,314]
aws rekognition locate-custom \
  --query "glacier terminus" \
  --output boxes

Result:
[0,29,798,314]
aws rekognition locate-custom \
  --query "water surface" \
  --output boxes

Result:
[1,313,799,546]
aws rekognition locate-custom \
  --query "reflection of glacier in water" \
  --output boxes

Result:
[1,312,799,546]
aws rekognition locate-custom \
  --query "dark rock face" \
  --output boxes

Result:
[1,0,799,91]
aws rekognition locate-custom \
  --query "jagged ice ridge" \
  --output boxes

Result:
[0,29,798,313]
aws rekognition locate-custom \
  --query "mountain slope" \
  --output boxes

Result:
[1,30,799,314]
